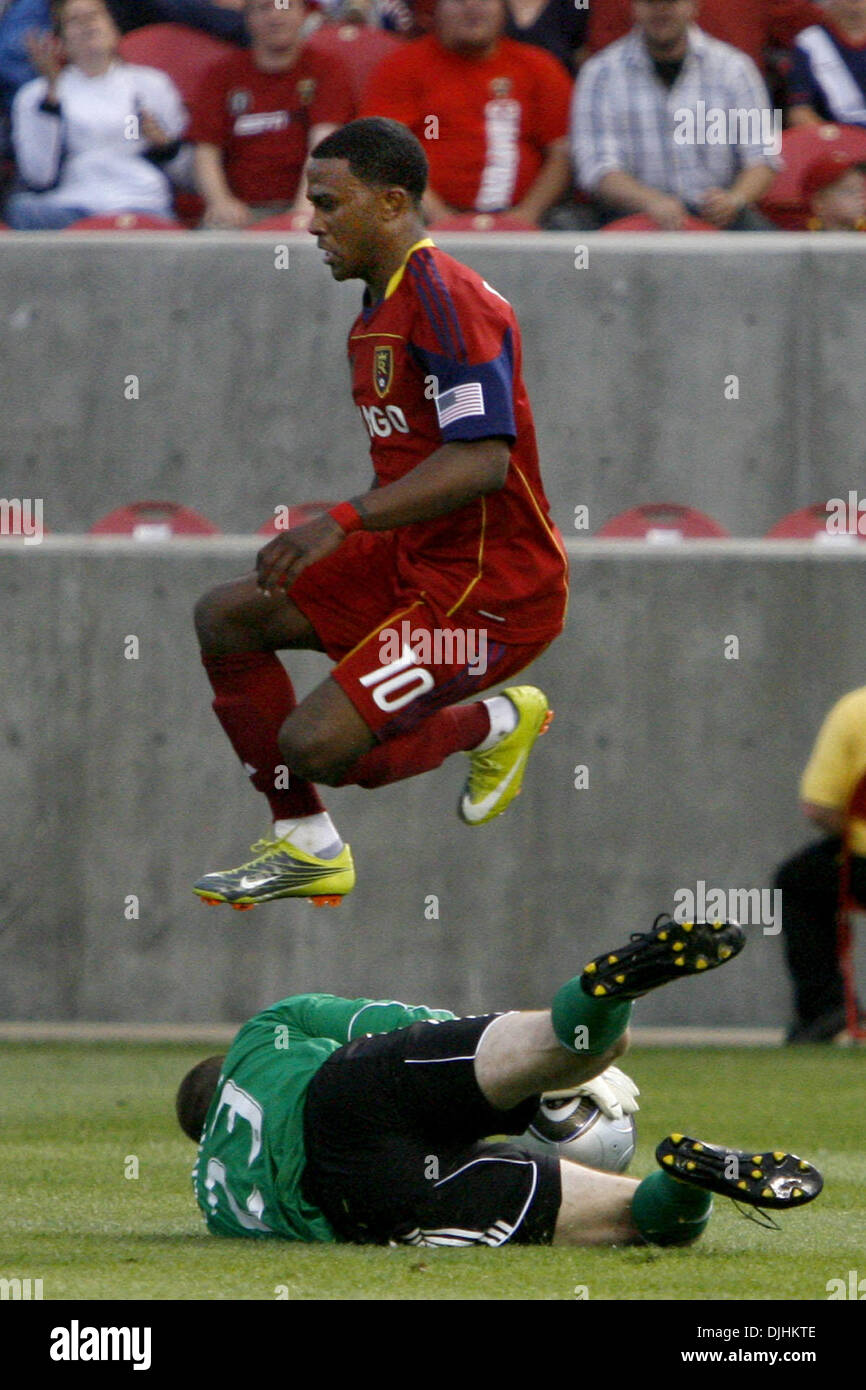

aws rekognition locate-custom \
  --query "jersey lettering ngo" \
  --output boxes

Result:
[360,403,410,438]
[346,241,569,643]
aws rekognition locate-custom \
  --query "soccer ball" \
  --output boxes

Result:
[523,1094,637,1173]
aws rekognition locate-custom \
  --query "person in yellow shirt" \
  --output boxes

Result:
[775,686,866,1043]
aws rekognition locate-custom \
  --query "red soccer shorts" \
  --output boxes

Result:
[288,531,551,738]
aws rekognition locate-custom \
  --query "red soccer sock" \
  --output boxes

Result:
[202,651,325,820]
[338,701,491,789]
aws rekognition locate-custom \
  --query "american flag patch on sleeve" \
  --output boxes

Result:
[435,382,485,429]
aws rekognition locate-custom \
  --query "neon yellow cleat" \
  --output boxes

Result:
[193,838,355,909]
[458,686,553,826]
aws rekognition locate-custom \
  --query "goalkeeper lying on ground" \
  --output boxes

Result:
[176,915,822,1247]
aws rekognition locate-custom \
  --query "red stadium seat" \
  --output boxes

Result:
[596,503,730,540]
[258,502,332,535]
[117,24,237,108]
[837,771,866,1041]
[765,503,866,541]
[64,213,185,231]
[89,501,221,537]
[429,212,539,232]
[760,124,866,230]
[600,213,719,233]
[303,22,403,108]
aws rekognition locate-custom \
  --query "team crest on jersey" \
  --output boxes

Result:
[297,78,316,106]
[373,346,394,398]
[228,88,251,115]
[490,76,512,98]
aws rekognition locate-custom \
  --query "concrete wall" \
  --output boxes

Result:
[2,536,864,1026]
[1,233,865,538]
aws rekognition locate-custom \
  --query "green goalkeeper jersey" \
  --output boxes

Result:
[192,993,455,1241]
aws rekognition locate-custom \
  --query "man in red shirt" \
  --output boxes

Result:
[192,117,568,909]
[189,0,355,228]
[586,0,822,75]
[360,0,572,224]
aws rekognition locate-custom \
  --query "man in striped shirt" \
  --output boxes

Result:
[572,0,778,230]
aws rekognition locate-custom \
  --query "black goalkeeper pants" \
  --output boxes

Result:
[775,837,866,1028]
[302,1015,562,1247]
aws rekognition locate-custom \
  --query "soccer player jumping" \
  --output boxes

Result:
[193,118,569,909]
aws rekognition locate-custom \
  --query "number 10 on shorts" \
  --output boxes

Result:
[360,643,435,712]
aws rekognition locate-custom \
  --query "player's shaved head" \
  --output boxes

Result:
[312,119,428,206]
[176,1055,225,1142]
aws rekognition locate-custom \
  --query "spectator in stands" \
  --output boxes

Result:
[802,148,866,228]
[360,0,572,225]
[0,2,50,125]
[189,0,353,228]
[572,0,778,230]
[5,0,188,229]
[503,0,588,76]
[103,1,248,44]
[775,685,866,1043]
[787,0,866,127]
[319,0,414,34]
[584,0,822,76]
[0,0,249,139]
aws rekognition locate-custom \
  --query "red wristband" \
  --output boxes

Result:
[328,502,364,535]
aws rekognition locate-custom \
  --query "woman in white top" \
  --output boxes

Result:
[6,0,187,229]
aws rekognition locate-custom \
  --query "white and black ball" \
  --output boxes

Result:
[524,1094,636,1173]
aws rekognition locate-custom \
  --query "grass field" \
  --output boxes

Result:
[1,1042,863,1302]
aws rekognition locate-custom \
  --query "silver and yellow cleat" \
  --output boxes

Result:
[193,837,355,909]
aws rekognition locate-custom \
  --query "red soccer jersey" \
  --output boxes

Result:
[347,239,568,643]
[359,36,572,212]
[188,48,355,205]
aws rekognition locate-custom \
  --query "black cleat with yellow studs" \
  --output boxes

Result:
[655,1134,823,1209]
[580,913,746,1001]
